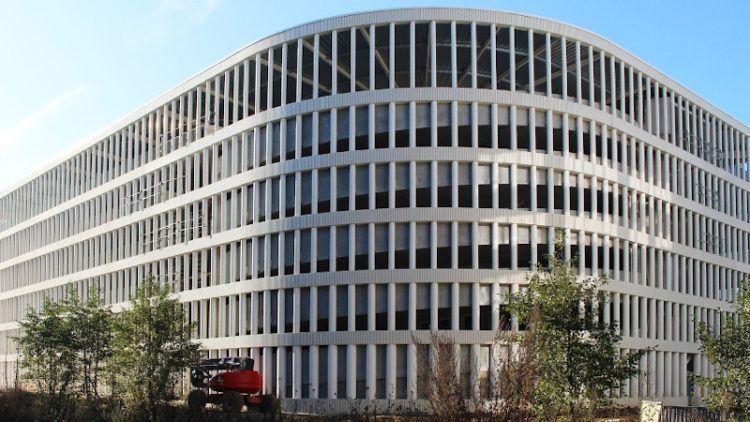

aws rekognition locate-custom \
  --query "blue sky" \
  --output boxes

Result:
[0,0,748,192]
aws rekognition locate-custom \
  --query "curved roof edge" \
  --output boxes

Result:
[2,7,746,198]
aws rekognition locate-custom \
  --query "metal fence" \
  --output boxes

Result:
[660,406,722,422]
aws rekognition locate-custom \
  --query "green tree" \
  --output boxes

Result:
[508,239,644,421]
[16,284,113,418]
[16,295,78,420]
[67,286,113,400]
[107,276,199,421]
[697,277,750,421]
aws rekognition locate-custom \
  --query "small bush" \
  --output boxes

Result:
[0,389,40,421]
[0,389,203,422]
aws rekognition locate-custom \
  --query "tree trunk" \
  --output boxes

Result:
[570,402,576,422]
[149,390,157,421]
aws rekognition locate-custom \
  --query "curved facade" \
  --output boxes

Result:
[0,8,746,410]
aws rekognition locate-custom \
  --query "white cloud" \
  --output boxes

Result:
[158,0,219,20]
[0,84,91,154]
[132,0,220,45]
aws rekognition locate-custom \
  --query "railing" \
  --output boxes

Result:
[660,406,722,422]
[142,218,208,249]
[680,130,726,163]
[694,183,721,206]
[156,117,225,156]
[119,175,187,217]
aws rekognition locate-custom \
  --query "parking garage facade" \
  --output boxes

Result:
[0,8,747,411]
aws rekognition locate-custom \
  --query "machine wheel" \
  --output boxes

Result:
[222,391,244,413]
[259,394,279,414]
[187,389,207,413]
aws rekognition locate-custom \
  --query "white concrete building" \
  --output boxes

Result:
[0,8,745,410]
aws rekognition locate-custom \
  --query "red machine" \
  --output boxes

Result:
[187,357,277,414]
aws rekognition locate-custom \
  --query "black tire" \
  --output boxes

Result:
[259,394,279,414]
[187,389,207,413]
[222,391,244,413]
